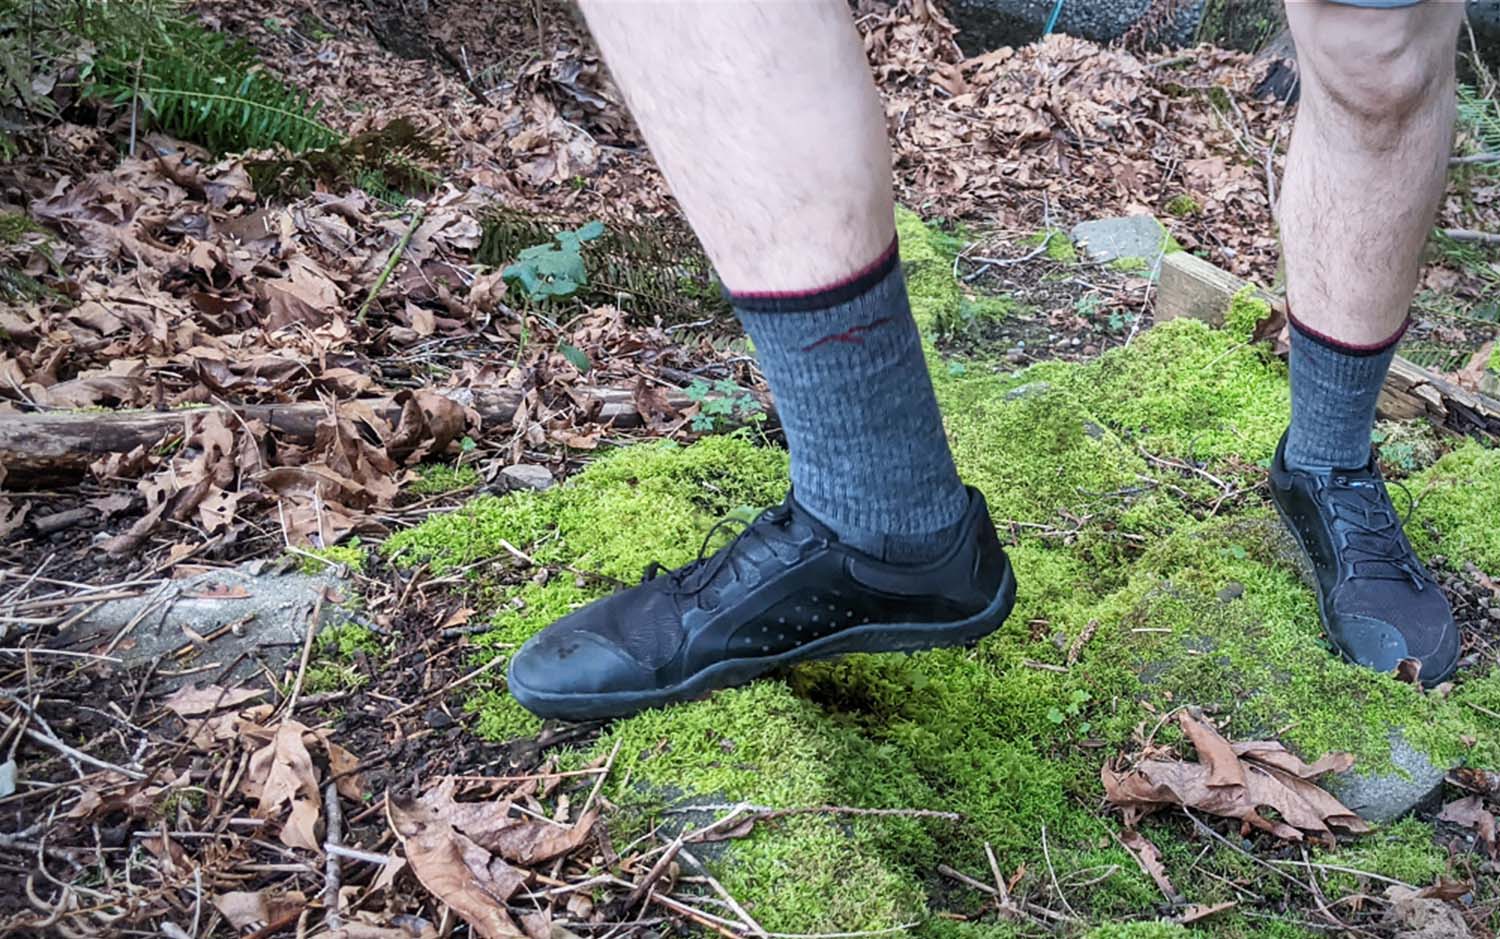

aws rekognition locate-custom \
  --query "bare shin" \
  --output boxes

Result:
[577,0,895,291]
[1280,1,1463,344]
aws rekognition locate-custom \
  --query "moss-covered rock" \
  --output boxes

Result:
[382,210,1499,937]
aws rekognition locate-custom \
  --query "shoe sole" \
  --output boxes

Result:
[508,555,1018,721]
[1269,491,1455,688]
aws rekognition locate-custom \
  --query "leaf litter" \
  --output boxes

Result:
[4,0,1500,936]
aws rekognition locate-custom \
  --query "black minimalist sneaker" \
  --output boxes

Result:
[506,487,1016,720]
[1269,432,1460,686]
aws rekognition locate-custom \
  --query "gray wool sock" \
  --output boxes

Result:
[730,242,969,563]
[1285,314,1405,471]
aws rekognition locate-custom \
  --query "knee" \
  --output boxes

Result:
[1295,8,1458,136]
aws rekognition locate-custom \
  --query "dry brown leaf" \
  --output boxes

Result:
[1385,885,1472,939]
[0,500,28,541]
[316,732,368,802]
[1180,901,1237,924]
[387,790,527,939]
[163,683,267,718]
[1119,828,1178,900]
[1451,341,1495,393]
[1103,710,1367,843]
[412,778,599,866]
[243,721,322,852]
[1437,795,1497,858]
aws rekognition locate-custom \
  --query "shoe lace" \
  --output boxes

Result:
[1326,473,1426,590]
[639,501,803,606]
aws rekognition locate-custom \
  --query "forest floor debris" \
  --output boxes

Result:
[3,0,1500,936]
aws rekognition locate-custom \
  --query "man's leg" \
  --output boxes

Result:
[505,1,1015,720]
[1270,0,1464,684]
[583,0,964,559]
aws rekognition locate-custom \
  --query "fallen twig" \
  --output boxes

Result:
[358,206,427,324]
[0,707,145,780]
[282,593,324,716]
[323,782,343,930]
[1438,227,1500,247]
[384,654,504,720]
[936,863,1076,924]
[679,845,768,937]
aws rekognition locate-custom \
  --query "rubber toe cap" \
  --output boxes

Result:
[1327,612,1460,687]
[508,627,655,717]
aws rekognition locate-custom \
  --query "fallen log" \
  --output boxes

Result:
[0,382,772,488]
[1155,251,1500,442]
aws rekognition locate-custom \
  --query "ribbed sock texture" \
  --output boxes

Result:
[731,253,969,563]
[1285,315,1403,471]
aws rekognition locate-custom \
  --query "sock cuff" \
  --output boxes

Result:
[1288,308,1410,358]
[726,238,900,313]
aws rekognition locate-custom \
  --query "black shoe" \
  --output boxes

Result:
[506,487,1016,720]
[1268,432,1460,686]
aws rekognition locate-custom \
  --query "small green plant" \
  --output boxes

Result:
[1370,421,1441,477]
[502,221,606,301]
[84,18,340,154]
[411,463,482,495]
[685,379,765,433]
[1074,293,1104,319]
[291,538,368,574]
[1045,688,1092,734]
[1164,194,1201,217]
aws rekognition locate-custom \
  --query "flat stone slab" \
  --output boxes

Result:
[1326,730,1450,824]
[501,463,555,492]
[1071,216,1166,268]
[57,561,348,689]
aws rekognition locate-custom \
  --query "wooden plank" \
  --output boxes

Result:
[1155,251,1272,326]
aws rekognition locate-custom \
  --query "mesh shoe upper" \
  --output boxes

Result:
[1270,434,1460,684]
[506,487,1012,716]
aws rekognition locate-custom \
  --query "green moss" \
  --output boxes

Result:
[1084,924,1189,939]
[384,207,1499,938]
[1224,285,1271,342]
[1110,256,1150,274]
[293,538,368,574]
[1019,228,1079,263]
[306,623,383,693]
[1408,441,1500,575]
[409,463,481,495]
[1165,194,1202,217]
[1314,817,1452,897]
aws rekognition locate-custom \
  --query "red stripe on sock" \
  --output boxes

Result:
[1287,307,1410,355]
[730,238,900,301]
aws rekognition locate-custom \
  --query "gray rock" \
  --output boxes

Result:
[501,463,555,492]
[1071,216,1166,267]
[58,561,348,689]
[1326,730,1450,825]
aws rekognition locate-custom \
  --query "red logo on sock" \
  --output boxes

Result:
[802,317,893,351]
